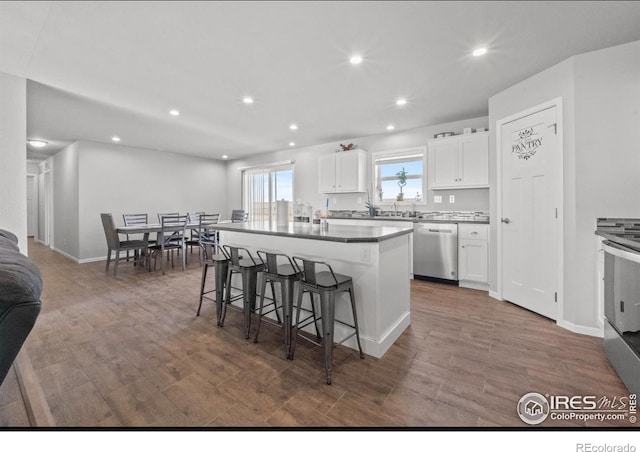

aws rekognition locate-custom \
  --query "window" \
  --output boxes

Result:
[242,162,294,222]
[373,146,426,204]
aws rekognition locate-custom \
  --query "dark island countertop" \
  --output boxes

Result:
[214,221,413,243]
[595,218,640,252]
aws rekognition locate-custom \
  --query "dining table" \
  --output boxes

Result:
[116,220,226,273]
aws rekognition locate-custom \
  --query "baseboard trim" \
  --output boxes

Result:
[459,281,489,291]
[78,256,107,264]
[50,247,107,264]
[50,246,80,263]
[489,290,502,301]
[557,320,603,338]
[14,350,55,427]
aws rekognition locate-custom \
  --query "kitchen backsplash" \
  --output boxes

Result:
[326,187,489,213]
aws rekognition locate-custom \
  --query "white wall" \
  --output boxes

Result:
[75,141,228,260]
[227,116,490,215]
[571,40,640,328]
[50,142,80,258]
[488,39,640,332]
[0,72,27,253]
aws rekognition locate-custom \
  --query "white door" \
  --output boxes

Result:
[26,175,36,237]
[501,105,559,320]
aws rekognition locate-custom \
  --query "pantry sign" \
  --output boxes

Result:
[512,122,544,160]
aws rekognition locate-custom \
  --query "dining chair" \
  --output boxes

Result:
[185,212,205,257]
[193,213,221,265]
[122,213,153,261]
[100,213,148,276]
[231,209,249,223]
[148,214,187,275]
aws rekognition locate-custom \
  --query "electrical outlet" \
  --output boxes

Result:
[360,246,370,262]
[434,195,442,203]
[449,195,455,203]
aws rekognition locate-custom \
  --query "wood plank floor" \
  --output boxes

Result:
[0,239,633,428]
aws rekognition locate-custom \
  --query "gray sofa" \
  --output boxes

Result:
[0,229,42,386]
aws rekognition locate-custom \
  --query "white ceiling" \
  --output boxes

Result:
[2,1,640,161]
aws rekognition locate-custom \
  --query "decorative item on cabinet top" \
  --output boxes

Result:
[434,132,455,139]
[339,143,357,151]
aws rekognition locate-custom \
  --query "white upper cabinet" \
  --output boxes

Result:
[428,132,489,189]
[319,149,367,193]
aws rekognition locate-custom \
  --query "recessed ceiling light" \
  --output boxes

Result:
[27,140,47,148]
[386,125,395,131]
[289,142,295,147]
[169,109,180,116]
[222,155,228,159]
[242,96,254,104]
[289,124,298,131]
[472,47,487,57]
[111,136,121,142]
[396,98,407,106]
[350,55,363,65]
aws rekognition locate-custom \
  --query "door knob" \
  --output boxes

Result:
[501,218,511,224]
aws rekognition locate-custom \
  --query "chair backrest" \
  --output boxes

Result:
[222,245,258,267]
[198,213,220,238]
[159,214,187,245]
[231,209,249,223]
[123,213,148,226]
[257,250,296,275]
[187,212,204,223]
[292,256,340,288]
[157,212,179,223]
[100,213,120,249]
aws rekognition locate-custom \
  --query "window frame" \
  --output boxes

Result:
[241,161,295,222]
[371,146,427,206]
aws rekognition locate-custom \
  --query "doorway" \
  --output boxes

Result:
[497,99,563,321]
[26,174,37,237]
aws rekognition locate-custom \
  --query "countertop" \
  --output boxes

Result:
[213,221,413,243]
[595,218,640,252]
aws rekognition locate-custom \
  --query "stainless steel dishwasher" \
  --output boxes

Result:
[413,222,458,281]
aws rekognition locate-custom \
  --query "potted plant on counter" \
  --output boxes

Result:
[396,167,408,201]
[365,188,376,217]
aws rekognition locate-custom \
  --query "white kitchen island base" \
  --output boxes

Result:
[218,223,412,359]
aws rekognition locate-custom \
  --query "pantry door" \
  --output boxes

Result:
[500,102,561,320]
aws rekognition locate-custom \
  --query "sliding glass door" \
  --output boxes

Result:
[242,163,293,222]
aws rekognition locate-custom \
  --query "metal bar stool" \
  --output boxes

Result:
[196,238,228,327]
[220,245,267,339]
[254,251,318,359]
[290,257,364,385]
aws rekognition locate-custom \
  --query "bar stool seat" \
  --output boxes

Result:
[254,251,319,360]
[290,257,364,385]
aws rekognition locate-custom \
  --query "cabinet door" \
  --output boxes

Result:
[458,238,488,283]
[458,134,489,187]
[318,154,336,193]
[429,139,459,188]
[336,151,362,192]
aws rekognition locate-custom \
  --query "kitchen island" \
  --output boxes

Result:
[215,221,413,358]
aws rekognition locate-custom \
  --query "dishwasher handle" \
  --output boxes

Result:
[428,228,453,233]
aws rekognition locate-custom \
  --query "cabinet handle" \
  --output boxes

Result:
[461,245,465,248]
[471,231,478,235]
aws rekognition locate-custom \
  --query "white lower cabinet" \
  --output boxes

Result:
[458,223,489,290]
